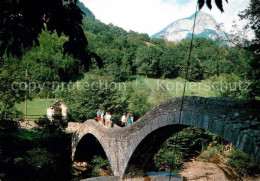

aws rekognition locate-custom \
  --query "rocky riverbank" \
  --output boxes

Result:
[180,161,260,181]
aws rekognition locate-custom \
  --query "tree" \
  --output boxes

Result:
[0,58,25,122]
[21,31,79,97]
[0,0,90,69]
[134,46,163,77]
[58,77,128,124]
[239,0,260,99]
[159,46,179,78]
[239,0,260,44]
[128,90,151,119]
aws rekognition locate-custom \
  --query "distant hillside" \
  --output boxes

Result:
[151,11,228,42]
[73,1,251,85]
[77,1,95,19]
[77,1,130,37]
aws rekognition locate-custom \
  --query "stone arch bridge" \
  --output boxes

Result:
[72,96,260,179]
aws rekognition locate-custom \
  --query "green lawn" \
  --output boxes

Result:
[130,77,216,105]
[15,99,57,120]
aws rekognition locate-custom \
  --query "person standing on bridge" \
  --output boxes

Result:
[97,109,102,124]
[121,113,127,126]
[101,111,104,125]
[126,113,132,127]
[106,112,112,128]
[131,114,134,124]
[104,112,109,126]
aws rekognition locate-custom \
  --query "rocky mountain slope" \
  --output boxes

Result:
[151,11,228,42]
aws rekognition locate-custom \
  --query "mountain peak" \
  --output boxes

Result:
[151,11,226,42]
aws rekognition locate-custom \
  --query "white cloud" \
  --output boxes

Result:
[80,0,251,37]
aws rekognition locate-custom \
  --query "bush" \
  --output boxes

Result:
[154,148,183,172]
[58,77,128,123]
[200,147,221,163]
[25,148,55,169]
[14,157,24,166]
[36,116,67,132]
[154,127,213,172]
[0,119,19,130]
[0,129,72,180]
[0,173,6,179]
[210,74,250,99]
[91,156,110,177]
[127,89,151,119]
[227,147,260,176]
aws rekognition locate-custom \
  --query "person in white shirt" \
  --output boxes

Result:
[104,112,109,127]
[101,111,104,125]
[121,113,126,126]
[106,112,112,128]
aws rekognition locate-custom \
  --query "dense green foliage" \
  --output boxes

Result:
[90,156,110,177]
[209,74,251,99]
[154,127,213,172]
[0,58,25,121]
[79,5,254,83]
[57,76,128,124]
[239,0,260,99]
[21,31,81,98]
[0,0,88,67]
[154,127,260,177]
[85,19,253,82]
[227,147,260,176]
[56,75,153,123]
[0,129,72,180]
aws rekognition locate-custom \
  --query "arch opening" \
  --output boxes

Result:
[123,122,260,180]
[73,133,113,178]
[74,133,107,162]
[123,124,187,179]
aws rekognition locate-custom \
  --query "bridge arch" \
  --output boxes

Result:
[72,96,260,179]
[123,124,189,178]
[71,121,115,170]
[74,133,108,162]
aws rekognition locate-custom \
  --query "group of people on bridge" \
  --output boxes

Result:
[121,113,134,127]
[97,110,112,128]
[96,110,134,128]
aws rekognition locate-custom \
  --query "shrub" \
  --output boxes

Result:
[36,116,67,132]
[0,173,6,179]
[127,89,151,119]
[210,74,250,99]
[154,127,213,172]
[59,77,128,123]
[25,148,55,169]
[90,156,110,177]
[14,157,24,166]
[200,147,221,163]
[154,149,183,172]
[227,147,260,176]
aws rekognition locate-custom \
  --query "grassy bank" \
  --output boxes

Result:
[15,99,57,120]
[135,77,216,105]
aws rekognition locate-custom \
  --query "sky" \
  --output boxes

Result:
[81,0,251,37]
